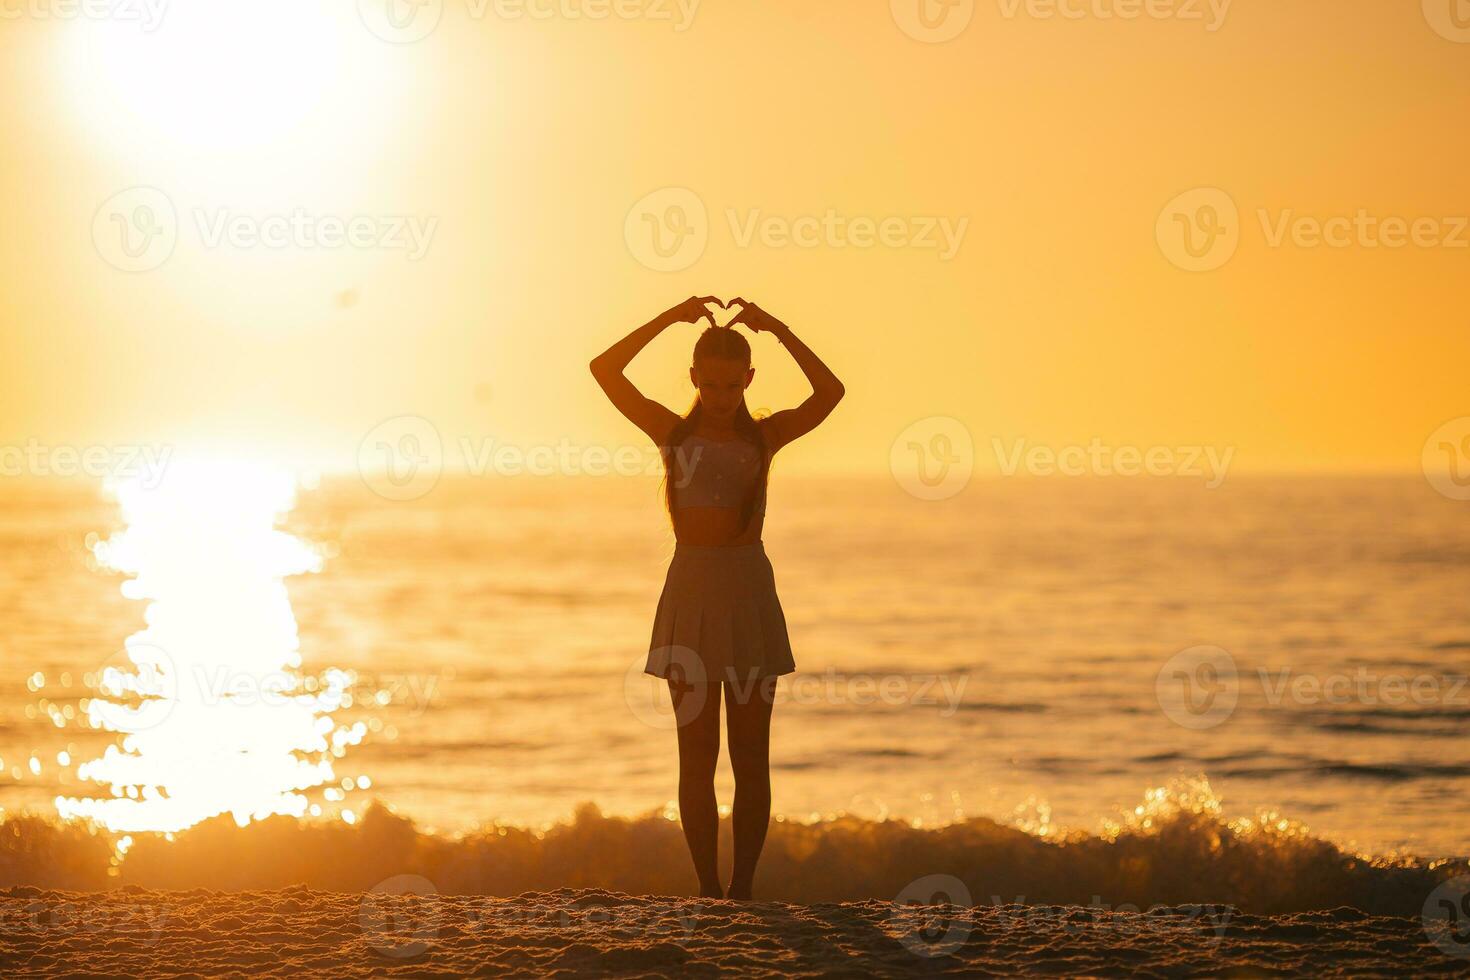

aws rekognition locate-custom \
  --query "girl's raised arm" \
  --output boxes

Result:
[590,297,716,444]
[729,300,846,453]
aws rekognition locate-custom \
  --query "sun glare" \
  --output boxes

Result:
[53,459,367,834]
[64,0,385,157]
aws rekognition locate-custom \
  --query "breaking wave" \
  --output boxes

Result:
[2,778,1464,918]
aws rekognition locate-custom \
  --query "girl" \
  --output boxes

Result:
[589,296,845,899]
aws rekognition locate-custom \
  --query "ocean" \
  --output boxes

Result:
[3,469,1468,869]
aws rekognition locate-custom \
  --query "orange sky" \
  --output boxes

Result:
[1,0,1466,477]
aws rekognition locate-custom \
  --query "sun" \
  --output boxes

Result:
[62,0,396,160]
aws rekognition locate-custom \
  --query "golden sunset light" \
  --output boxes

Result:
[3,2,1469,977]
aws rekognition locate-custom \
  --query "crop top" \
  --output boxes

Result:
[670,434,767,513]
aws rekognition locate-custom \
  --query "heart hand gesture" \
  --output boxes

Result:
[726,299,788,338]
[660,295,722,329]
[657,296,788,338]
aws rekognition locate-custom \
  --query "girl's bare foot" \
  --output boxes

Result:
[726,881,753,900]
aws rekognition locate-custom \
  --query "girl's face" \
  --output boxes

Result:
[691,356,754,419]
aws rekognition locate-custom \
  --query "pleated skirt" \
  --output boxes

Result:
[645,541,796,683]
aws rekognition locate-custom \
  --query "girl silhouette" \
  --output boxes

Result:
[590,296,845,899]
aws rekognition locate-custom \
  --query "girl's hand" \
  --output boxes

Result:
[658,296,719,329]
[728,299,789,338]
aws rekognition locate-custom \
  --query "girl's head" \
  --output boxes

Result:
[689,325,754,420]
[659,326,770,533]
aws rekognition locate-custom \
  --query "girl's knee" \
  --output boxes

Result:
[731,769,771,793]
[679,759,719,786]
[677,737,720,774]
[728,748,770,785]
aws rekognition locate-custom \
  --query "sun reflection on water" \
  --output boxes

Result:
[53,460,367,834]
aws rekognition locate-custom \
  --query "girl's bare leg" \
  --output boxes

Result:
[723,675,776,900]
[670,678,723,898]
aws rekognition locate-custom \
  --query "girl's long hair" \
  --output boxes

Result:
[659,327,770,535]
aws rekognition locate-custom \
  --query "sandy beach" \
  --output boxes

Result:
[3,798,1469,976]
[3,884,1463,978]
